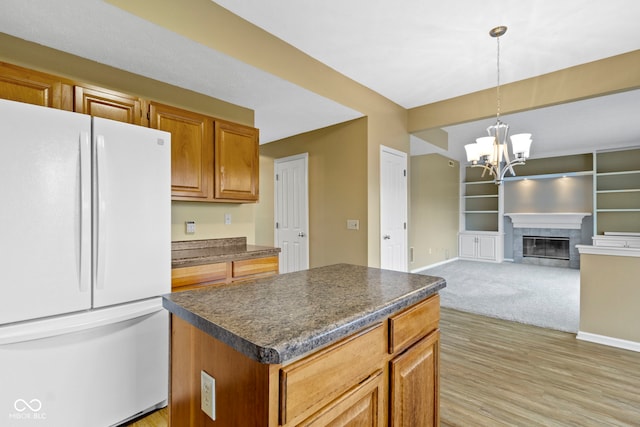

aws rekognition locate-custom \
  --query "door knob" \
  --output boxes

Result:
[383,234,391,240]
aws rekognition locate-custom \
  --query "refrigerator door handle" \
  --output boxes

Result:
[0,299,164,345]
[79,131,91,292]
[95,135,107,290]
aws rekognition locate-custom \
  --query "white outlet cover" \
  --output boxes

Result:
[201,370,216,420]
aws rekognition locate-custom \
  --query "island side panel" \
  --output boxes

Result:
[170,314,277,426]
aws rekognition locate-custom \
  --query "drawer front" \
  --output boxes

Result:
[232,256,279,278]
[171,262,228,290]
[389,294,439,354]
[279,323,385,425]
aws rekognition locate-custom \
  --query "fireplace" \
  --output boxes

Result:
[523,236,570,260]
[505,213,592,269]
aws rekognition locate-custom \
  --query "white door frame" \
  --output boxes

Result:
[274,153,309,273]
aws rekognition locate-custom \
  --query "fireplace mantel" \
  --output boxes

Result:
[505,212,591,229]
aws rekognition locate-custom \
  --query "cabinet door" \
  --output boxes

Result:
[214,120,259,202]
[299,371,384,427]
[74,85,143,125]
[459,234,477,258]
[390,330,439,427]
[0,62,71,109]
[150,102,213,199]
[477,235,497,260]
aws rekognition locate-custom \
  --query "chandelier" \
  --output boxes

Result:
[464,26,532,185]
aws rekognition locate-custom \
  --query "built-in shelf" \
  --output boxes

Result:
[464,194,498,199]
[594,148,640,235]
[464,210,499,214]
[502,170,593,182]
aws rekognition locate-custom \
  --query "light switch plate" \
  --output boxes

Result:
[224,213,231,225]
[185,221,196,234]
[346,219,359,230]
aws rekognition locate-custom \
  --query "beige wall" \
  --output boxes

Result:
[409,154,460,269]
[408,50,640,132]
[580,253,640,343]
[259,119,369,267]
[107,0,409,267]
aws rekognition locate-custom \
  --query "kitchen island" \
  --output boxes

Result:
[162,263,446,426]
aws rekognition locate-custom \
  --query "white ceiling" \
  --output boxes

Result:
[1,0,639,160]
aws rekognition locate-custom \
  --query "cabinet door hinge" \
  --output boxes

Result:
[404,222,407,230]
[403,169,407,177]
[275,222,279,229]
[275,174,279,181]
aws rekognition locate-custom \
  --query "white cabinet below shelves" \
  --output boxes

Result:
[459,232,502,262]
[592,234,640,249]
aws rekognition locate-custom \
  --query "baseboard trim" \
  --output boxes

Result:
[577,331,640,353]
[410,257,459,274]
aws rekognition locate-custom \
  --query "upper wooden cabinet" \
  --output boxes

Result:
[1,61,259,203]
[214,120,259,202]
[0,62,72,110]
[149,102,213,200]
[74,85,144,125]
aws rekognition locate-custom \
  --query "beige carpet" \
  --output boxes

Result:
[420,260,580,333]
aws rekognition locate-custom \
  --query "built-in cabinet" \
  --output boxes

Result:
[0,62,71,109]
[171,255,279,292]
[459,231,500,261]
[74,84,145,125]
[592,233,640,249]
[214,121,259,202]
[0,61,260,203]
[149,102,213,199]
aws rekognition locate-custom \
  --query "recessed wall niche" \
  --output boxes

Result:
[504,175,593,214]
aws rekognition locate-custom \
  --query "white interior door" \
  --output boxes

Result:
[275,154,309,273]
[380,146,408,271]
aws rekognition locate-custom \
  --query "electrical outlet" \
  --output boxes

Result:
[185,221,196,234]
[346,219,359,230]
[201,371,215,420]
[224,213,231,225]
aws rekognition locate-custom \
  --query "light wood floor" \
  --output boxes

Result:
[129,308,640,426]
[439,308,640,426]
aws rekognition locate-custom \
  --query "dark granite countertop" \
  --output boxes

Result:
[162,263,445,365]
[172,237,281,268]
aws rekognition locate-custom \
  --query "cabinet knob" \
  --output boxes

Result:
[383,235,391,240]
[298,231,306,237]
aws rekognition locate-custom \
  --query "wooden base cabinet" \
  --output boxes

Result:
[168,295,440,426]
[390,331,440,427]
[171,256,279,291]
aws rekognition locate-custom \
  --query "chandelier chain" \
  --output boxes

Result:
[496,35,501,121]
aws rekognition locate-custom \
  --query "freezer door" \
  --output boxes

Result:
[0,100,92,325]
[92,118,171,307]
[0,298,168,427]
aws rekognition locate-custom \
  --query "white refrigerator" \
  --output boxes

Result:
[0,99,171,426]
